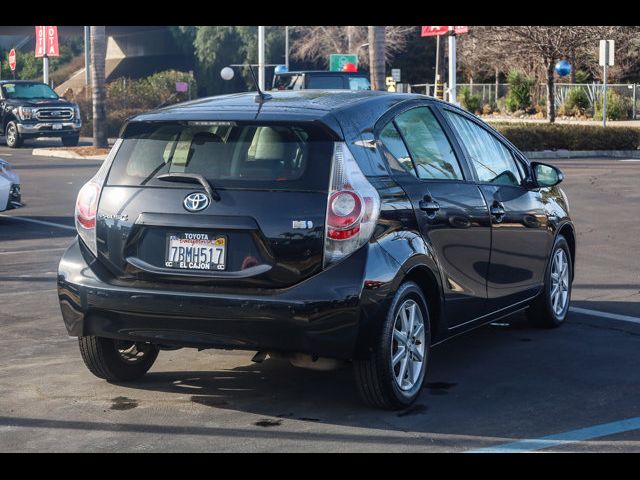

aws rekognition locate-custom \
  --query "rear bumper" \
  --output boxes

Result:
[57,239,391,360]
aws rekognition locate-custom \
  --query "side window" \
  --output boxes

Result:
[444,110,523,186]
[394,107,464,181]
[379,122,415,175]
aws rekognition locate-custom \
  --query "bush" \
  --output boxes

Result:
[76,70,196,137]
[594,89,630,121]
[489,122,640,151]
[505,70,534,113]
[564,87,590,116]
[459,87,481,114]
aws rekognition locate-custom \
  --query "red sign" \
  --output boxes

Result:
[421,26,469,37]
[8,49,16,71]
[35,26,59,57]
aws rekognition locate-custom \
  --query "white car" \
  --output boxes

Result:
[0,158,21,211]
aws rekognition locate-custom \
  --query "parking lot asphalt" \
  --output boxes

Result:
[1,141,639,452]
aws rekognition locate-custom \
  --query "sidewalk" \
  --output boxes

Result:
[484,116,640,128]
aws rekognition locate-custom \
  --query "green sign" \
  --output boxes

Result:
[329,54,358,72]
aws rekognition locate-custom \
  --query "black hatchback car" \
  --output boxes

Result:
[58,90,575,409]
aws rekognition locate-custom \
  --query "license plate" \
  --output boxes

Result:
[165,233,226,271]
[52,124,63,130]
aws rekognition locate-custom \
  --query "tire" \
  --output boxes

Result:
[78,336,159,382]
[354,281,431,409]
[527,235,573,328]
[61,135,80,147]
[5,121,23,148]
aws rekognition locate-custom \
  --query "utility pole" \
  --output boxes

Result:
[258,26,265,91]
[84,26,91,97]
[447,26,456,104]
[285,26,289,70]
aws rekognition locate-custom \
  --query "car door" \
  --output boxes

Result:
[441,108,553,310]
[377,105,492,327]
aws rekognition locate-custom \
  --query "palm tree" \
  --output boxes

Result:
[90,26,107,147]
[368,26,386,91]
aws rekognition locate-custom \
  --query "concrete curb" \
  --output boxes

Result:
[524,150,640,159]
[32,148,106,161]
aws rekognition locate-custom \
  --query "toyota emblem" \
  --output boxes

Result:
[183,192,210,212]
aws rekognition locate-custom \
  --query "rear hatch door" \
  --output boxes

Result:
[96,119,337,289]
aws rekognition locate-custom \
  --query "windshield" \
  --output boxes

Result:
[1,82,58,100]
[107,121,335,191]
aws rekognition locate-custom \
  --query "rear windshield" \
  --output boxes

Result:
[306,75,345,89]
[107,122,335,191]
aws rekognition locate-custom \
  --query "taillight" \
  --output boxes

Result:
[75,180,101,256]
[323,142,380,267]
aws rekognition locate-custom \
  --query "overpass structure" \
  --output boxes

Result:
[0,26,192,93]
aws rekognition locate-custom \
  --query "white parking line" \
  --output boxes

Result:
[468,416,640,452]
[569,306,640,325]
[0,214,76,231]
[0,247,68,256]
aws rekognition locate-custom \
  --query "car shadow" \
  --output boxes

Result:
[109,308,640,439]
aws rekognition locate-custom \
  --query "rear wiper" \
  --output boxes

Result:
[156,173,221,201]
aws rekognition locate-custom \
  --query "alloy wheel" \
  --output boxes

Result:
[391,299,426,391]
[550,249,570,316]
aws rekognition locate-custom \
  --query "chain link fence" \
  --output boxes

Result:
[409,82,639,120]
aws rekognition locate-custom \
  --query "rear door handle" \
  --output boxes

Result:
[490,202,506,222]
[419,195,440,218]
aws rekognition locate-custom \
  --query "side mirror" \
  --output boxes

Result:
[531,162,563,188]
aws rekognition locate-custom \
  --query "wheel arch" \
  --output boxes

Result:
[403,264,445,343]
[557,222,576,280]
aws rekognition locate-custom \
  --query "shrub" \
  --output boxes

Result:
[564,87,590,115]
[76,70,196,137]
[574,70,590,83]
[505,70,534,113]
[489,122,640,151]
[594,89,630,121]
[459,87,481,114]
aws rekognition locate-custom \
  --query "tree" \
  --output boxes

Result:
[90,26,107,147]
[459,26,618,123]
[368,26,386,91]
[171,26,285,96]
[290,26,413,69]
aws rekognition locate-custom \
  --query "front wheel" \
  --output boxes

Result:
[354,281,431,409]
[61,135,80,147]
[527,235,573,328]
[5,121,23,148]
[78,336,159,381]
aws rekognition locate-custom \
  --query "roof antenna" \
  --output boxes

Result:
[222,64,272,104]
[247,65,272,104]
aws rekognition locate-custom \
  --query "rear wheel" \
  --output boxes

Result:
[61,135,80,147]
[78,336,159,381]
[5,121,23,148]
[527,235,572,328]
[354,281,430,409]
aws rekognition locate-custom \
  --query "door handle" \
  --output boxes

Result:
[490,201,506,222]
[419,195,440,218]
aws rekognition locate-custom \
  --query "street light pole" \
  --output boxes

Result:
[285,26,289,70]
[258,26,265,91]
[43,55,49,86]
[448,26,456,105]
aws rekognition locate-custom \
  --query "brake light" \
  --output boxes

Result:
[323,143,380,267]
[75,180,101,256]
